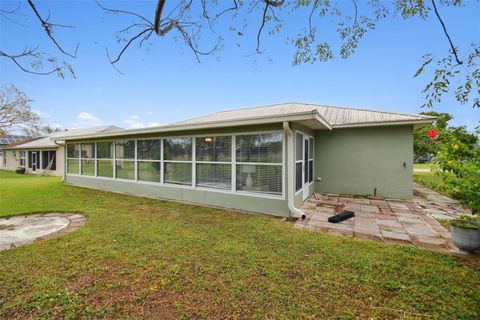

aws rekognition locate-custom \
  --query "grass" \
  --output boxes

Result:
[0,170,479,319]
[413,163,432,170]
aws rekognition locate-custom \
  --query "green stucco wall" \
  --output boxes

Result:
[65,175,290,216]
[314,125,414,199]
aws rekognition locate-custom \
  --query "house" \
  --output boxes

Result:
[0,135,32,167]
[1,126,122,176]
[53,103,434,218]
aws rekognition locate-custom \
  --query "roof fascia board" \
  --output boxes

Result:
[331,119,434,129]
[54,112,323,141]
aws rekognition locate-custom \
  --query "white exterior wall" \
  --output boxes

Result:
[0,150,19,170]
[1,147,64,177]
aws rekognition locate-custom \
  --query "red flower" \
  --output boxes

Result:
[427,129,438,139]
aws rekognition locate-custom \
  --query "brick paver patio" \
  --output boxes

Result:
[293,183,471,254]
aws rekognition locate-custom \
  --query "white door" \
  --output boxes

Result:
[302,137,310,201]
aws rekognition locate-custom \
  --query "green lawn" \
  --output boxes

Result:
[0,170,479,319]
[413,163,432,170]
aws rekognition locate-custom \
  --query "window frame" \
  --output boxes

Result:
[65,130,285,200]
[294,131,315,196]
[235,133,284,196]
[19,151,26,167]
[163,137,193,186]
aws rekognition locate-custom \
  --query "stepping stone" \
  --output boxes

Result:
[381,230,411,242]
[360,205,380,213]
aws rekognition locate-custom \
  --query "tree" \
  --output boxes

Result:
[433,130,480,213]
[413,113,478,162]
[1,0,479,111]
[0,85,39,136]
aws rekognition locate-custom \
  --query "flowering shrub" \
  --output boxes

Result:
[433,133,480,214]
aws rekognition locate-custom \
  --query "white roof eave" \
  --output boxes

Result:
[53,111,326,141]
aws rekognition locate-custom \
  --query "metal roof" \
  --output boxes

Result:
[173,103,435,128]
[8,126,123,149]
[53,103,434,141]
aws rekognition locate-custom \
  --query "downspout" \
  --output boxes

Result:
[283,122,306,220]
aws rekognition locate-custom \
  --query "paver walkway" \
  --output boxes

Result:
[0,213,86,251]
[294,184,471,254]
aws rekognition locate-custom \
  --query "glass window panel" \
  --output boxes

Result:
[236,133,282,163]
[67,159,79,174]
[138,161,161,182]
[137,140,161,160]
[296,133,303,161]
[97,160,113,177]
[295,162,302,191]
[115,160,135,179]
[196,163,231,189]
[67,144,80,158]
[115,140,135,159]
[164,162,192,185]
[304,139,309,184]
[164,138,192,161]
[97,141,113,159]
[308,160,314,183]
[81,159,95,176]
[81,143,95,159]
[196,136,231,162]
[236,164,282,195]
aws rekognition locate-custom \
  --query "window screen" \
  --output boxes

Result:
[236,133,282,163]
[164,162,192,185]
[97,141,113,159]
[164,138,192,161]
[137,140,161,160]
[196,136,231,162]
[115,140,135,159]
[236,133,283,195]
[97,159,113,178]
[195,136,232,190]
[236,164,282,195]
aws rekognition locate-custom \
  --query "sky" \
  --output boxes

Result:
[1,0,479,133]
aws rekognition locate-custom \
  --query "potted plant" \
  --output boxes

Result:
[15,166,25,174]
[450,215,480,252]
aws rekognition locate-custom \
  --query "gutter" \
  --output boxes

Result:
[282,121,306,220]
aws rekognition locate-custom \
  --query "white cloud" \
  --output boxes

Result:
[77,112,101,123]
[33,109,51,119]
[50,123,65,130]
[123,116,161,129]
[123,118,145,129]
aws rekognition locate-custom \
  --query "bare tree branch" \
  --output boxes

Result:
[154,0,166,34]
[431,0,462,65]
[0,49,59,76]
[256,1,270,52]
[309,0,319,38]
[108,28,154,65]
[26,0,78,59]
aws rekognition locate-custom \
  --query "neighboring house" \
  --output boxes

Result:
[1,126,122,176]
[0,135,32,167]
[53,103,434,218]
